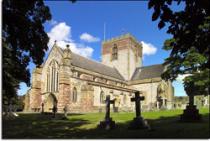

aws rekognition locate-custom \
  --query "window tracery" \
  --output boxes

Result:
[46,60,59,92]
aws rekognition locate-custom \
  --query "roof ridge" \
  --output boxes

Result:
[71,52,117,70]
[58,46,114,69]
[58,46,124,73]
[138,63,163,69]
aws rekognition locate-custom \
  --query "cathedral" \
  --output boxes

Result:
[24,33,174,113]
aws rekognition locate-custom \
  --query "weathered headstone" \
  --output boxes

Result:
[129,91,150,129]
[62,105,68,120]
[180,95,201,121]
[98,95,116,130]
[98,107,102,113]
[52,104,57,118]
[113,96,120,113]
[63,105,68,117]
[41,103,44,114]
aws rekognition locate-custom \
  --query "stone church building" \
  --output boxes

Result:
[24,33,174,113]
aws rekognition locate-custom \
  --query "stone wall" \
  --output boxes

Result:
[131,82,159,110]
[101,34,142,80]
[102,50,129,80]
[130,80,174,110]
[28,68,42,112]
[41,45,63,94]
[80,85,94,112]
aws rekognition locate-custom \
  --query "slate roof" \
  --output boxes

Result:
[131,64,164,81]
[57,46,163,81]
[71,53,125,80]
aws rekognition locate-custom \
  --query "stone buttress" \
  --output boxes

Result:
[29,67,42,111]
[57,45,72,112]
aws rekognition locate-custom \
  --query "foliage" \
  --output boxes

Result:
[174,96,189,104]
[3,0,51,101]
[148,0,210,96]
[194,95,207,107]
[184,69,210,96]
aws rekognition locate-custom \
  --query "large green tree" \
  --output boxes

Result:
[148,0,210,96]
[3,0,51,103]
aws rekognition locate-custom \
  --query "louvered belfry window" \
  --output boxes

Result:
[112,44,118,60]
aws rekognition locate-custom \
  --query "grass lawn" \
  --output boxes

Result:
[2,108,209,139]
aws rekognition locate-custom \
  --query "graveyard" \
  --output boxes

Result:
[3,0,210,139]
[2,108,209,139]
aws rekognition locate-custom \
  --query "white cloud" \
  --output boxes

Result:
[80,33,100,42]
[141,41,157,56]
[48,22,72,46]
[47,22,93,58]
[176,74,192,83]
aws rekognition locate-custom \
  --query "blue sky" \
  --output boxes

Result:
[18,1,186,97]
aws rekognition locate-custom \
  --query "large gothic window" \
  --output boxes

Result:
[112,44,118,60]
[72,87,77,103]
[46,60,59,92]
[100,91,105,104]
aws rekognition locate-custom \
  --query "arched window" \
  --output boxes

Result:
[72,87,77,103]
[112,44,118,60]
[47,60,59,92]
[100,91,105,104]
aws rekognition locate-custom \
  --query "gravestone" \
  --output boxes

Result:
[52,104,57,118]
[41,103,44,114]
[63,105,68,117]
[98,107,102,113]
[129,91,150,129]
[62,105,68,120]
[180,95,201,121]
[98,95,116,130]
[113,98,118,113]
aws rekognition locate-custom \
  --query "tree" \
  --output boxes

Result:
[3,0,51,103]
[148,0,210,97]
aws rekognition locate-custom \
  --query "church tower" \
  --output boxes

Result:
[101,33,143,80]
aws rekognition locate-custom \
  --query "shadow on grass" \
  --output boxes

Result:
[66,113,209,139]
[2,112,210,139]
[2,113,90,139]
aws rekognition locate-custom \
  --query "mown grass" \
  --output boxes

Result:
[2,108,209,139]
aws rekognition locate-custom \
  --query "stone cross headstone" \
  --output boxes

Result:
[105,95,115,120]
[131,92,144,118]
[129,91,150,130]
[98,95,116,130]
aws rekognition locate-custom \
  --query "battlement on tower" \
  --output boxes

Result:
[102,33,141,45]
